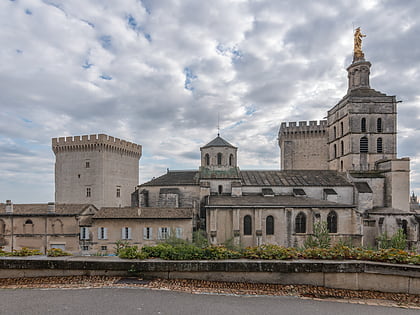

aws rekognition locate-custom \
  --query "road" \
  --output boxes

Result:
[0,287,417,315]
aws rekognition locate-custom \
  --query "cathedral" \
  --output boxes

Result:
[1,30,419,254]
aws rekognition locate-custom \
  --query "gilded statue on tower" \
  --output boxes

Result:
[354,27,366,60]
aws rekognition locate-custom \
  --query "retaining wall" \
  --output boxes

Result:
[0,257,419,294]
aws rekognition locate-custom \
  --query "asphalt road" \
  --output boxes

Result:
[0,287,417,315]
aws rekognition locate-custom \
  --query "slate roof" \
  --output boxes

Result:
[240,170,352,187]
[207,195,354,208]
[201,136,236,149]
[367,208,419,215]
[141,171,199,186]
[0,203,93,216]
[93,207,193,219]
[354,182,373,193]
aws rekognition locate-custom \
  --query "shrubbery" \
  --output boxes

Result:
[47,248,72,257]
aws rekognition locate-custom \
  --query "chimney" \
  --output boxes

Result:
[5,200,13,214]
[47,202,55,213]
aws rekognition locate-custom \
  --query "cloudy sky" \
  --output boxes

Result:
[1,0,419,204]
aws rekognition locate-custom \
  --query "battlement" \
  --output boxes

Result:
[52,134,142,157]
[279,120,327,139]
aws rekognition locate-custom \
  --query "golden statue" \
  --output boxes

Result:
[354,27,366,59]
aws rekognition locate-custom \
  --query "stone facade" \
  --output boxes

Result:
[52,134,141,208]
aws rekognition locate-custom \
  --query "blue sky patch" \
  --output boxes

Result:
[99,35,112,49]
[144,33,152,42]
[140,0,151,15]
[81,19,95,28]
[25,9,32,15]
[100,74,112,80]
[184,67,197,91]
[127,14,137,30]
[245,104,256,116]
[82,60,93,69]
[16,49,23,54]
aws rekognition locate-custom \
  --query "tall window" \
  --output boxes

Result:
[205,153,210,166]
[244,215,252,235]
[266,216,274,235]
[333,126,337,139]
[121,227,132,240]
[377,118,382,133]
[80,227,89,240]
[143,227,152,240]
[377,138,383,153]
[229,154,234,166]
[360,137,368,153]
[401,220,408,236]
[361,118,366,132]
[85,161,90,168]
[175,227,183,238]
[295,212,306,233]
[116,187,121,198]
[218,185,223,194]
[340,122,344,136]
[98,227,108,240]
[340,160,344,172]
[158,227,169,240]
[217,153,222,165]
[86,187,91,197]
[333,144,337,158]
[340,141,344,156]
[327,211,338,233]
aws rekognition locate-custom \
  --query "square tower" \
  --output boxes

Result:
[52,134,142,208]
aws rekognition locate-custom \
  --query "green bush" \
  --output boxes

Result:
[304,221,331,249]
[118,245,147,259]
[376,228,407,250]
[243,245,299,260]
[47,248,72,257]
[10,247,42,256]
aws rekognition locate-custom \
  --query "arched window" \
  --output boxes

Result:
[340,122,344,136]
[244,215,252,235]
[205,153,210,166]
[340,160,344,172]
[295,212,306,233]
[377,138,383,153]
[340,141,344,156]
[360,137,368,153]
[377,118,382,133]
[401,220,408,236]
[229,154,234,166]
[333,144,337,158]
[217,153,222,165]
[25,219,33,225]
[333,126,337,139]
[266,216,274,235]
[361,118,366,132]
[327,211,338,233]
[218,185,223,194]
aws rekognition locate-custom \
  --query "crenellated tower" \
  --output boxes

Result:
[52,134,142,208]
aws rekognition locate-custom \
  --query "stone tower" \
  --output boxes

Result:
[327,40,397,172]
[52,134,142,208]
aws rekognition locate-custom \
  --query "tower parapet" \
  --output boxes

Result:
[279,120,327,140]
[52,134,142,158]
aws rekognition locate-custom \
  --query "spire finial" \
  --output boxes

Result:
[217,112,220,137]
[353,27,366,62]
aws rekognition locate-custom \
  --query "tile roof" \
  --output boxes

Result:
[207,195,353,208]
[201,136,236,148]
[0,203,92,215]
[240,170,352,187]
[141,171,199,186]
[93,207,193,219]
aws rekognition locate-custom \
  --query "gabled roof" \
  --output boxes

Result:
[240,170,352,187]
[207,195,354,208]
[201,136,236,149]
[93,207,193,219]
[140,171,199,186]
[0,203,95,216]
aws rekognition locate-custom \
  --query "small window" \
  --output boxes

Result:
[143,227,153,240]
[244,215,252,235]
[121,227,132,240]
[205,153,210,166]
[229,154,234,166]
[116,187,121,198]
[377,138,383,153]
[360,137,368,153]
[340,141,344,156]
[217,153,222,165]
[100,246,107,251]
[158,227,169,240]
[295,212,306,233]
[98,227,108,240]
[85,161,90,168]
[266,216,274,235]
[218,185,223,194]
[25,219,33,225]
[176,227,183,238]
[82,245,89,251]
[377,118,382,133]
[80,227,89,240]
[361,118,366,132]
[327,211,338,233]
[86,187,91,197]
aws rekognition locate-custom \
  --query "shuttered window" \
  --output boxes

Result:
[121,227,132,240]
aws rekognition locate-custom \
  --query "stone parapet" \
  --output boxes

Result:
[279,120,327,139]
[52,134,142,158]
